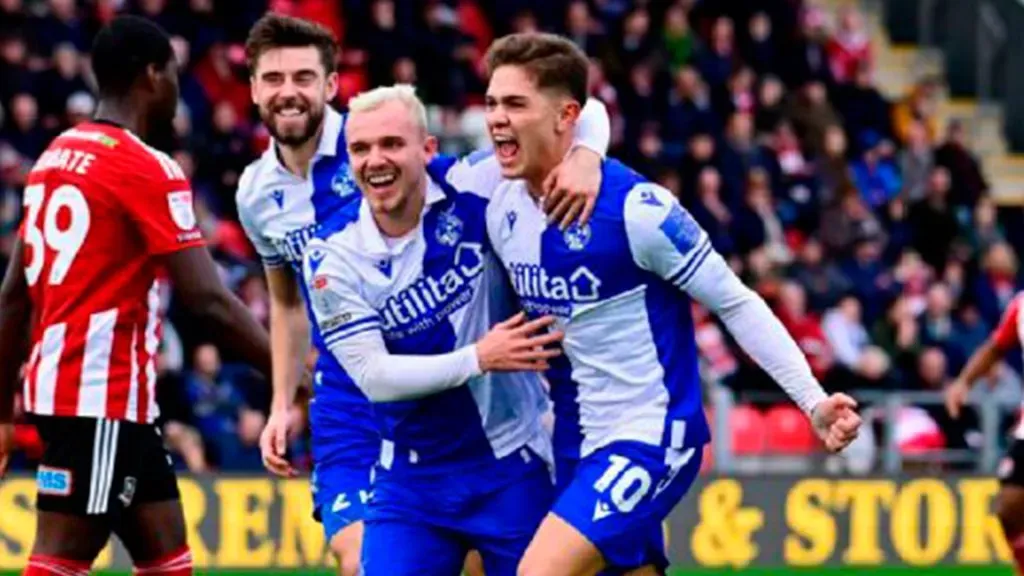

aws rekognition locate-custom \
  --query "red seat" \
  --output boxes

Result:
[729,404,767,455]
[764,404,817,454]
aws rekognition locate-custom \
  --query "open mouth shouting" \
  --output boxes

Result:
[492,133,520,165]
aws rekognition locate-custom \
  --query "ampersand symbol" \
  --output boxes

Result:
[690,479,765,568]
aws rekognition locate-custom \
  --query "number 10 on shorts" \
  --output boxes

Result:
[593,455,652,515]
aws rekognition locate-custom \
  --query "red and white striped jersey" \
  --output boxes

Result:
[19,121,206,424]
[993,292,1024,438]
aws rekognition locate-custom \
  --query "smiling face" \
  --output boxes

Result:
[345,98,437,219]
[251,46,337,147]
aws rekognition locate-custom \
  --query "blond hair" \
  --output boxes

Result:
[347,84,428,134]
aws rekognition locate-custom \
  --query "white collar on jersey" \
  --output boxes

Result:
[264,106,345,172]
[356,176,448,256]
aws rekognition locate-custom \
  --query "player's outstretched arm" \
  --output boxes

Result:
[0,239,30,475]
[946,297,1019,418]
[623,183,861,453]
[164,247,272,378]
[303,242,562,402]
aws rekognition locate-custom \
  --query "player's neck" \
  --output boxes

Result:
[94,100,144,136]
[524,137,574,201]
[276,124,324,177]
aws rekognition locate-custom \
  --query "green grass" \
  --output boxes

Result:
[9,567,1006,576]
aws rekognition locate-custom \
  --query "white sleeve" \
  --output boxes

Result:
[624,183,828,416]
[443,97,611,199]
[302,239,482,402]
[236,166,284,268]
[573,97,611,158]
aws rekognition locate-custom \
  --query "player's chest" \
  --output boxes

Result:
[493,197,629,316]
[364,203,491,339]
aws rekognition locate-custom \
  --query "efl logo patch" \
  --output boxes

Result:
[167,190,197,231]
[36,466,72,496]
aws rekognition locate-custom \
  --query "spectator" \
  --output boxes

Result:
[0,34,34,109]
[787,79,842,157]
[775,280,834,381]
[973,242,1021,328]
[661,3,695,72]
[719,112,770,202]
[818,124,855,205]
[754,74,786,135]
[851,131,901,210]
[695,16,737,92]
[184,344,266,470]
[892,78,940,145]
[785,5,834,88]
[840,233,896,324]
[663,66,717,160]
[826,6,872,85]
[908,166,960,272]
[968,196,1006,254]
[919,283,957,360]
[819,189,884,257]
[789,237,852,313]
[834,63,893,146]
[743,11,779,77]
[872,294,922,379]
[1,93,48,160]
[822,294,871,370]
[689,166,735,257]
[733,167,790,264]
[899,119,935,202]
[934,120,989,209]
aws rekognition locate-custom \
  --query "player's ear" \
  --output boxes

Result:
[423,134,439,161]
[556,99,582,135]
[325,70,339,103]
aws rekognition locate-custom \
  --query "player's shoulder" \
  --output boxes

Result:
[113,128,188,182]
[235,149,277,208]
[439,149,503,200]
[315,196,363,243]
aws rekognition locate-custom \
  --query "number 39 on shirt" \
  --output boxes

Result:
[22,183,91,287]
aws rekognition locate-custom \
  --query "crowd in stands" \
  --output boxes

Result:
[2,0,1021,473]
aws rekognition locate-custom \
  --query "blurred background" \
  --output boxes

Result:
[3,0,1024,488]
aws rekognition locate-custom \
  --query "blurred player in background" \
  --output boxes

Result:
[479,32,863,576]
[0,15,271,576]
[234,14,375,576]
[301,82,608,576]
[947,292,1024,576]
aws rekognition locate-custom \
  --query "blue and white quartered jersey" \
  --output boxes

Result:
[302,162,551,473]
[484,159,827,461]
[236,107,379,468]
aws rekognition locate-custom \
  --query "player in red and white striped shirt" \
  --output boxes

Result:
[947,291,1024,575]
[0,16,270,576]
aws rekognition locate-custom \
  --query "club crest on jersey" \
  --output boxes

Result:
[436,207,464,247]
[563,222,592,251]
[36,466,72,496]
[271,189,285,209]
[166,191,196,231]
[332,165,358,198]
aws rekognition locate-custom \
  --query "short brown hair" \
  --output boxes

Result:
[485,33,588,105]
[245,13,338,75]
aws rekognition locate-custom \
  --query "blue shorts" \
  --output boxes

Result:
[311,463,374,541]
[361,447,554,576]
[553,440,703,573]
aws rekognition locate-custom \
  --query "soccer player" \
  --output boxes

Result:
[301,84,609,576]
[479,33,863,576]
[946,293,1024,576]
[0,16,271,576]
[234,16,375,574]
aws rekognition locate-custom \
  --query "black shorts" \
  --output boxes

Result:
[31,415,180,516]
[999,439,1024,487]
